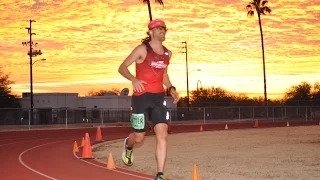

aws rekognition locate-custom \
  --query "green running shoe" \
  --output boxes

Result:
[154,175,166,180]
[122,137,133,166]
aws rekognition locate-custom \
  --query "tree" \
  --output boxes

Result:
[284,81,312,105]
[0,70,21,108]
[311,81,320,105]
[177,96,188,107]
[190,86,234,106]
[246,0,272,105]
[189,86,273,107]
[86,88,121,96]
[141,0,164,21]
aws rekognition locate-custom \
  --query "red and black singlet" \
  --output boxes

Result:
[133,43,170,96]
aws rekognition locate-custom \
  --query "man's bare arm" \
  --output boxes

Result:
[118,44,144,81]
[163,68,173,88]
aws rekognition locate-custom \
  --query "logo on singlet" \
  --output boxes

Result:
[150,61,167,69]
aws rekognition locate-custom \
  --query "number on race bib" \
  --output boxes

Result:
[131,114,145,130]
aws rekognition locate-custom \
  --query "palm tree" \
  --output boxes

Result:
[141,0,164,21]
[246,0,271,105]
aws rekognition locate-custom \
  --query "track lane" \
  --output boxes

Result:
[20,130,155,179]
[1,121,318,180]
[0,127,133,179]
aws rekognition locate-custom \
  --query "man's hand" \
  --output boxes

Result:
[132,78,147,92]
[170,88,180,104]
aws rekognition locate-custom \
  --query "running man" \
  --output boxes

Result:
[118,19,180,180]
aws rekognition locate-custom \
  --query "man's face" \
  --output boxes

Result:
[150,26,167,41]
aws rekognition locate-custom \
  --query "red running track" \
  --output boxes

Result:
[0,121,318,180]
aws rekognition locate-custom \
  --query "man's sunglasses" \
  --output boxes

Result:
[154,26,168,32]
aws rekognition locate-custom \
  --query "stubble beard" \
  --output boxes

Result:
[151,33,166,42]
[159,35,166,42]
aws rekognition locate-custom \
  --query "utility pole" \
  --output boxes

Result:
[181,41,189,108]
[22,19,42,125]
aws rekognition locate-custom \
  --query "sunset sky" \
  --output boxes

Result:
[1,0,319,99]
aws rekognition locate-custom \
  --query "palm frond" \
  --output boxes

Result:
[156,0,164,6]
[260,7,271,14]
[246,4,252,11]
[261,0,268,7]
[141,0,164,6]
[247,10,254,17]
[265,7,272,13]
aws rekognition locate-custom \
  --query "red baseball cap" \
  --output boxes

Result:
[148,19,166,30]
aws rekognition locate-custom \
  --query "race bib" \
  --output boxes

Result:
[131,114,145,130]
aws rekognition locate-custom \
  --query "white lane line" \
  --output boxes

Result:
[0,137,57,147]
[17,132,155,180]
[73,152,153,180]
[18,139,70,180]
[73,138,153,180]
[18,137,153,180]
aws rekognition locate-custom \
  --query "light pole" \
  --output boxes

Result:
[181,41,189,107]
[30,58,46,124]
[186,69,201,106]
[197,80,202,92]
[181,41,201,107]
[22,19,44,125]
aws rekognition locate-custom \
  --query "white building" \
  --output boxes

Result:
[20,92,177,109]
[19,91,177,125]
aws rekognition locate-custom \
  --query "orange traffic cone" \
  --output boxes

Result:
[192,164,200,180]
[73,141,79,153]
[225,124,228,130]
[80,133,94,159]
[253,119,259,128]
[96,126,104,141]
[200,125,203,131]
[80,137,85,147]
[107,152,116,169]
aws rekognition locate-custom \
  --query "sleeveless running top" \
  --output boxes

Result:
[133,43,170,96]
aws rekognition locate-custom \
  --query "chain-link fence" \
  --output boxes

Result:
[1,106,320,128]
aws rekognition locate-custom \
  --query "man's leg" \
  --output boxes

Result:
[122,131,146,166]
[122,112,146,166]
[154,123,168,173]
[126,132,146,147]
[149,93,169,180]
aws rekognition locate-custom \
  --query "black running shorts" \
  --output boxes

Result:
[131,92,169,132]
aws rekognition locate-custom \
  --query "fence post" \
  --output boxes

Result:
[266,106,269,120]
[272,107,274,122]
[252,107,255,120]
[305,106,308,121]
[101,109,104,127]
[203,107,206,124]
[65,108,68,129]
[285,106,287,120]
[28,109,31,130]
